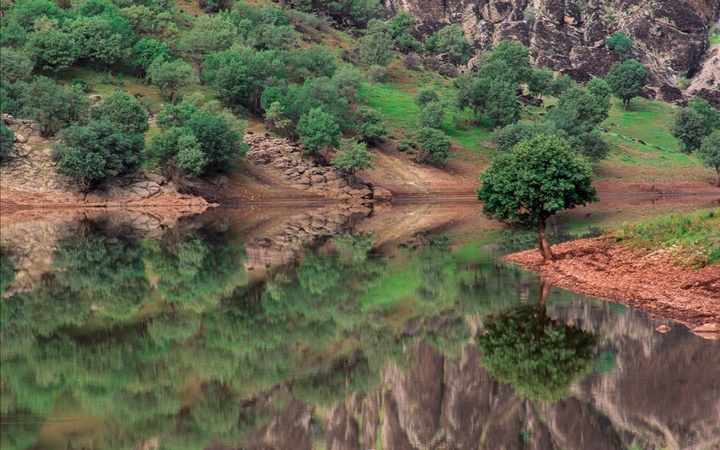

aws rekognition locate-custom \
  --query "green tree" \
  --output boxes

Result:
[91,90,149,134]
[455,72,486,119]
[146,58,197,104]
[477,282,598,401]
[528,67,553,98]
[23,76,90,137]
[604,59,647,110]
[484,40,532,84]
[131,37,171,77]
[178,14,236,76]
[415,127,451,162]
[485,79,520,128]
[24,18,78,71]
[698,130,720,186]
[296,108,341,156]
[545,81,611,160]
[176,133,207,178]
[670,97,720,153]
[1,122,14,162]
[331,64,363,104]
[331,138,374,175]
[264,101,292,138]
[205,48,285,112]
[477,134,598,260]
[548,73,573,97]
[287,45,337,80]
[414,88,439,107]
[6,0,65,30]
[605,32,632,60]
[359,19,393,66]
[51,121,144,190]
[121,5,177,39]
[0,47,34,83]
[425,24,473,66]
[388,11,421,53]
[417,101,447,129]
[153,100,245,175]
[550,82,610,134]
[491,120,556,152]
[66,14,133,69]
[0,18,28,47]
[354,105,387,145]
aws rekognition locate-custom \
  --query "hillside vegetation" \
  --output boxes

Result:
[1,0,718,195]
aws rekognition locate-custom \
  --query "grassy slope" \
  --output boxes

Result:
[614,207,720,265]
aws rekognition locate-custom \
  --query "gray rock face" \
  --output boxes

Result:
[381,0,720,103]
[244,133,392,203]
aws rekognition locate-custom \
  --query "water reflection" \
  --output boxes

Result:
[477,282,598,402]
[1,207,718,450]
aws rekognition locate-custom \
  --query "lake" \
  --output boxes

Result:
[1,200,719,450]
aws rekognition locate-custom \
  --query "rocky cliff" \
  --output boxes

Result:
[384,0,720,105]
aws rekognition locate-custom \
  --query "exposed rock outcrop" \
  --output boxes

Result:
[382,0,720,103]
[244,132,392,204]
[687,41,720,108]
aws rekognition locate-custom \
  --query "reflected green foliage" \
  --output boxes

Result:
[147,230,248,310]
[52,228,148,318]
[0,247,14,291]
[1,218,610,448]
[478,303,598,401]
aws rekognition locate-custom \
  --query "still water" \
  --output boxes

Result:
[1,203,719,450]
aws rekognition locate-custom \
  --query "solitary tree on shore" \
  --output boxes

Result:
[477,134,598,261]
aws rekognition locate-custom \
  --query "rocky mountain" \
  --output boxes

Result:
[383,0,720,105]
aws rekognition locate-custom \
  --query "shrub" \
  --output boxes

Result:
[51,121,144,190]
[296,107,341,156]
[354,105,387,145]
[415,127,451,162]
[331,138,373,174]
[417,101,446,129]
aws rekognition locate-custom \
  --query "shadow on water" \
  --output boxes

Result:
[1,204,719,450]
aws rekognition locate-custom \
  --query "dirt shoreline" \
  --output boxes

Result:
[502,238,720,336]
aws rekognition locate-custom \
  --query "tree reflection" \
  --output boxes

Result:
[477,281,598,401]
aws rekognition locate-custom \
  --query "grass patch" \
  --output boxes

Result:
[602,97,677,151]
[365,65,494,156]
[613,208,720,266]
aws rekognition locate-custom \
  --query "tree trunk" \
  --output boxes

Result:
[537,218,554,261]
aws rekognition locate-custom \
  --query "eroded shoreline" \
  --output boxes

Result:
[502,238,720,335]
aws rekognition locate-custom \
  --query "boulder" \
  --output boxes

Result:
[372,187,393,202]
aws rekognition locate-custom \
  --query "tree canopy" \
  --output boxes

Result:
[670,97,720,153]
[91,90,148,134]
[604,59,647,110]
[477,134,598,260]
[151,99,245,177]
[51,120,144,190]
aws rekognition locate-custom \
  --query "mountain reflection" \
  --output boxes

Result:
[1,208,718,450]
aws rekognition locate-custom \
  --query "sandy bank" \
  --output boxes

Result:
[502,238,720,335]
